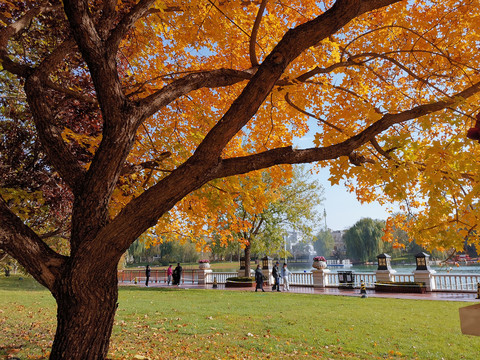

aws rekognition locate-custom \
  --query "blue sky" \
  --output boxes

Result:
[294,120,393,231]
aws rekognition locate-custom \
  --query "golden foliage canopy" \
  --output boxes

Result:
[117,0,480,251]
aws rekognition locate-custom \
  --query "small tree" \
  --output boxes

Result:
[313,229,335,258]
[213,166,323,276]
[344,218,385,263]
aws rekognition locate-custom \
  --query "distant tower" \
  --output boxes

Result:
[323,208,327,230]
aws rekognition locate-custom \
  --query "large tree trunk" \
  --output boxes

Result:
[244,243,251,277]
[50,265,118,360]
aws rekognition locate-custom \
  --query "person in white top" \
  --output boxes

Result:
[281,263,291,291]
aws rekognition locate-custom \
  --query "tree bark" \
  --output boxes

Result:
[244,243,251,277]
[50,265,118,360]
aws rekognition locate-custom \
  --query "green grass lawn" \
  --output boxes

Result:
[1,275,480,359]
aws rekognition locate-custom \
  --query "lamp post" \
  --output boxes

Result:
[415,252,431,271]
[413,252,436,291]
[376,253,396,282]
[237,257,246,277]
[261,256,273,285]
[239,257,245,270]
[262,256,273,270]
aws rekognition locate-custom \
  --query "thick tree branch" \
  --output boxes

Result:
[137,68,257,122]
[0,196,66,291]
[63,0,127,126]
[211,80,480,178]
[62,0,103,62]
[107,0,156,53]
[25,75,87,191]
[80,0,403,263]
[35,39,77,80]
[249,0,268,67]
[23,38,87,191]
[98,0,118,40]
[60,1,151,247]
[0,5,56,48]
[190,0,402,166]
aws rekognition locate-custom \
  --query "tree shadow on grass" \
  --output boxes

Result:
[119,285,195,293]
[0,275,47,291]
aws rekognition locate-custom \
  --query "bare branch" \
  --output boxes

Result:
[208,0,252,39]
[39,226,71,240]
[370,137,393,160]
[120,152,172,176]
[285,92,344,133]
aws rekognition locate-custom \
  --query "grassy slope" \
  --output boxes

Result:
[1,275,479,359]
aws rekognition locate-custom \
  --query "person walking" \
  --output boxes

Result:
[255,265,265,292]
[145,265,151,287]
[281,263,291,291]
[166,264,173,285]
[272,261,281,292]
[174,263,183,286]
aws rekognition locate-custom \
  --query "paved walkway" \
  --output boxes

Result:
[129,282,479,302]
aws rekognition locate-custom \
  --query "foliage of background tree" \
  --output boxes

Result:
[2,0,480,358]
[344,218,385,263]
[212,165,323,275]
[127,238,199,265]
[313,229,335,258]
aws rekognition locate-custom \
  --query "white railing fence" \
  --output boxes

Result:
[119,269,480,293]
[392,274,415,283]
[434,274,480,292]
[354,273,376,288]
[326,272,339,287]
[205,272,237,284]
[286,272,314,286]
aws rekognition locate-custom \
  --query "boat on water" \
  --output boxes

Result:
[326,259,353,268]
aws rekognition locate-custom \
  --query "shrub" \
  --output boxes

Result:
[225,277,255,282]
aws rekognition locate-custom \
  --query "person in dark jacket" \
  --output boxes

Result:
[255,265,265,292]
[145,265,151,287]
[272,261,281,291]
[173,263,182,286]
